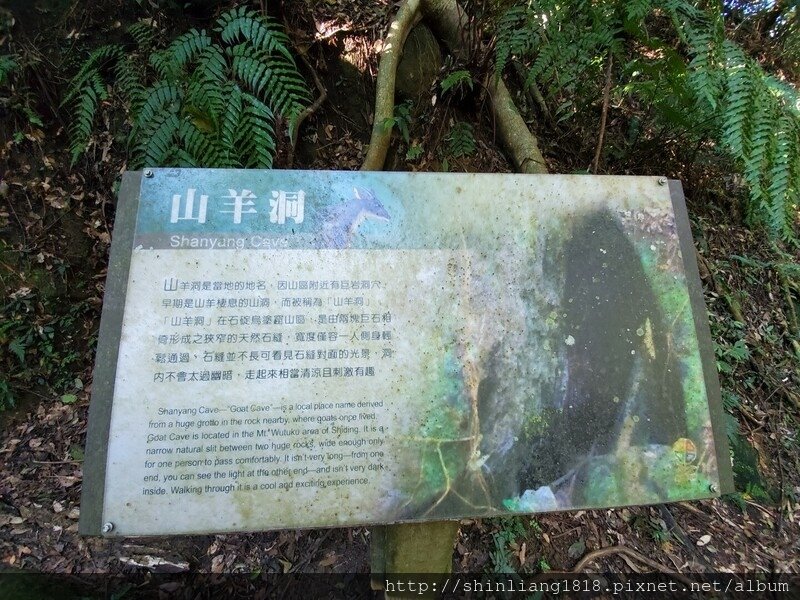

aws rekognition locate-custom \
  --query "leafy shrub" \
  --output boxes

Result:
[0,53,44,142]
[0,54,16,85]
[494,0,800,240]
[0,287,89,410]
[63,7,310,168]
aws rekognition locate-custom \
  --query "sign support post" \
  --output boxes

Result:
[370,521,460,596]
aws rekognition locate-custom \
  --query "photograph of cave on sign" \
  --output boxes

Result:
[375,179,719,521]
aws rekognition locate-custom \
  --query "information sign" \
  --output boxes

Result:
[80,170,733,536]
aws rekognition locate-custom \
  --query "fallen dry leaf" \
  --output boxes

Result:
[211,554,225,573]
[318,551,337,568]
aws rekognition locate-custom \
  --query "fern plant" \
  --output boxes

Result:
[445,121,476,158]
[440,69,473,95]
[493,0,800,240]
[0,52,44,141]
[63,7,310,169]
[494,0,623,122]
[0,54,17,85]
[662,0,800,240]
[382,99,413,144]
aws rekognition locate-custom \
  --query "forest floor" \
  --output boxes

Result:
[0,0,799,597]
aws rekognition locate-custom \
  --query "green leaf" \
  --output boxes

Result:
[0,54,18,85]
[216,6,294,63]
[441,70,473,94]
[61,394,78,405]
[568,539,586,559]
[64,6,305,170]
[167,29,213,69]
[444,122,476,158]
[69,444,85,461]
[406,144,424,160]
[9,339,25,364]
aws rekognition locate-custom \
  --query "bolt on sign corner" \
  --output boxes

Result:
[80,169,733,536]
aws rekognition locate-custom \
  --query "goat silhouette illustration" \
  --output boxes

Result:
[317,187,390,249]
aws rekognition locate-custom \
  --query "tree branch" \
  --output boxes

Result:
[288,50,328,168]
[488,74,548,174]
[572,545,694,586]
[592,53,613,174]
[361,0,422,171]
[421,0,473,60]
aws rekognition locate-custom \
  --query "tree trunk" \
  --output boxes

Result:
[363,1,551,592]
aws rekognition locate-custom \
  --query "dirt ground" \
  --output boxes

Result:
[0,0,798,596]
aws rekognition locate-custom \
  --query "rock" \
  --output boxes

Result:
[395,24,442,100]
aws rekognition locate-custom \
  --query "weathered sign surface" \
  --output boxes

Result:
[80,169,733,536]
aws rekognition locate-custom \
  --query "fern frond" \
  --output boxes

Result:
[220,83,244,151]
[765,75,800,117]
[764,120,795,238]
[133,110,181,168]
[65,6,301,170]
[741,89,774,203]
[194,44,228,84]
[230,44,309,118]
[216,6,294,63]
[184,45,229,125]
[709,40,800,239]
[625,0,653,24]
[130,81,182,141]
[63,45,125,164]
[61,45,121,107]
[720,42,752,158]
[497,0,625,113]
[490,0,798,240]
[185,82,226,129]
[0,54,18,85]
[238,92,276,168]
[660,0,705,24]
[445,122,476,158]
[149,49,174,80]
[686,46,720,111]
[65,71,110,165]
[114,55,147,113]
[663,2,726,110]
[128,22,156,49]
[177,120,231,167]
[441,70,473,94]
[167,29,213,69]
[89,71,108,100]
[148,30,212,81]
[494,5,540,76]
[67,83,100,165]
